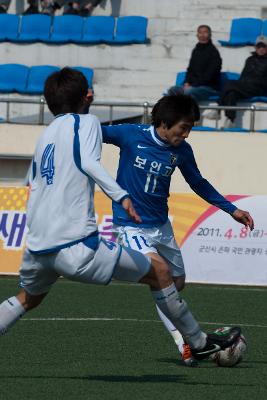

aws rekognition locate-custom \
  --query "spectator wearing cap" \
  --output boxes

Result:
[166,25,222,102]
[209,35,267,128]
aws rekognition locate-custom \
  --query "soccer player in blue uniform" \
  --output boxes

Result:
[102,94,254,366]
[0,69,242,363]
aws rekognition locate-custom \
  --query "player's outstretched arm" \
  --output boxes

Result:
[231,209,254,230]
[121,197,142,224]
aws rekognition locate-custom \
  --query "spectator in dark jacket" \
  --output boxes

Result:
[167,25,222,102]
[0,0,42,14]
[0,0,10,13]
[217,36,267,128]
[44,0,103,16]
[0,0,102,15]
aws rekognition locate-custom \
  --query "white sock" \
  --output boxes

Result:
[0,297,26,335]
[152,283,206,350]
[156,305,185,353]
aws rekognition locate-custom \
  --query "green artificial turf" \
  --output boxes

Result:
[0,277,266,400]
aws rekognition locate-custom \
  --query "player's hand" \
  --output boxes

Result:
[121,197,142,224]
[231,209,254,231]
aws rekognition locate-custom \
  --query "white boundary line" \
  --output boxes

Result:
[21,317,267,329]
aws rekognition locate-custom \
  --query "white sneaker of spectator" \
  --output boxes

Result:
[204,109,220,120]
[223,117,235,129]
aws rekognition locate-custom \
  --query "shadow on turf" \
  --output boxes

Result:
[83,375,255,387]
[0,375,186,383]
[0,371,255,386]
[158,358,254,369]
[158,357,213,368]
[86,375,185,383]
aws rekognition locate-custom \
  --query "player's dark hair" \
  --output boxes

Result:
[151,94,200,128]
[44,67,88,116]
[197,24,212,35]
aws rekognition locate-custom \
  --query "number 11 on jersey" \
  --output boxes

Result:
[144,173,158,193]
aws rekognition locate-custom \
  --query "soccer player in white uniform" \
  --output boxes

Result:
[0,68,241,363]
[102,94,254,366]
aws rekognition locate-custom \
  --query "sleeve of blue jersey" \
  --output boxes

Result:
[101,124,131,147]
[179,143,237,215]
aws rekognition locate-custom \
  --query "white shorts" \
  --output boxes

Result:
[114,219,185,278]
[20,238,151,295]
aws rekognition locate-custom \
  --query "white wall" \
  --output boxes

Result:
[1,123,266,194]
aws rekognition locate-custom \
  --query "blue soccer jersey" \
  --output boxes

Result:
[102,124,237,228]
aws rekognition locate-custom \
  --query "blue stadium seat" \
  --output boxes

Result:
[0,14,20,42]
[73,67,94,88]
[191,126,217,131]
[220,73,267,102]
[0,64,29,93]
[220,127,249,132]
[175,72,186,86]
[175,71,221,98]
[202,71,240,100]
[18,14,52,43]
[175,71,240,89]
[173,70,267,105]
[220,71,240,84]
[218,73,267,102]
[82,16,115,44]
[249,96,267,102]
[262,20,267,38]
[218,71,240,96]
[49,15,84,43]
[218,18,262,46]
[174,71,240,100]
[112,16,148,44]
[24,65,60,94]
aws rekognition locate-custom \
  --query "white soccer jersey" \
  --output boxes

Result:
[26,113,128,253]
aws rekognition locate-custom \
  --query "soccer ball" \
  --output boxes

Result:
[211,327,247,367]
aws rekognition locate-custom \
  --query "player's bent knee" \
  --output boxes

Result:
[25,293,47,311]
[148,252,171,281]
[140,257,172,289]
[154,261,172,286]
[173,276,186,291]
[17,290,47,311]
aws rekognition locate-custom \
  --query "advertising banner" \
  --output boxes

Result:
[0,188,266,285]
[0,187,28,275]
[180,195,267,286]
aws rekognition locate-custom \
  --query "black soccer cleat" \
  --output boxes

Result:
[191,326,241,360]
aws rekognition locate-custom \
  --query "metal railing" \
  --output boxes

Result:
[198,104,258,132]
[0,97,152,125]
[1,96,267,130]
